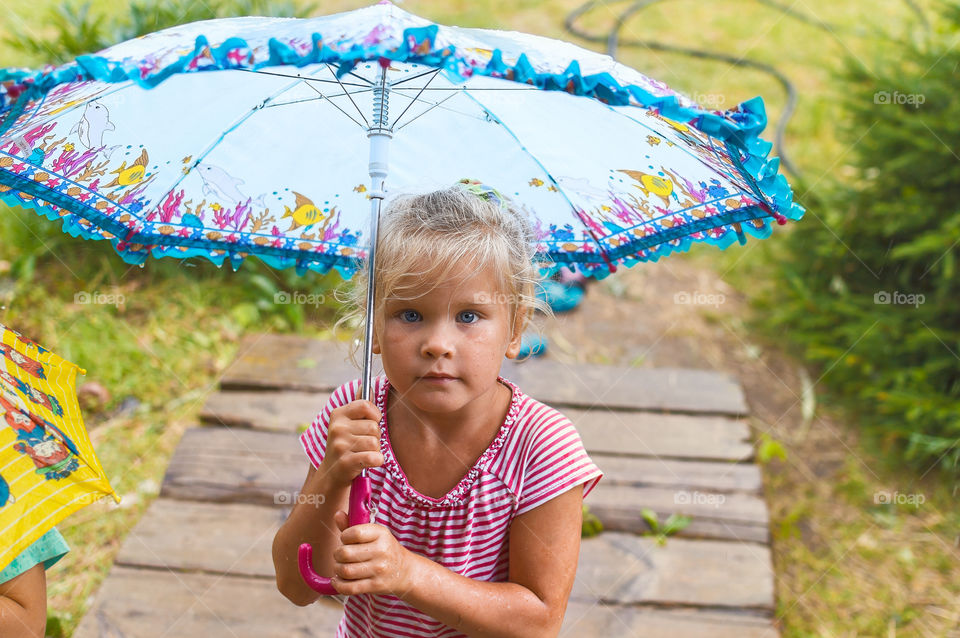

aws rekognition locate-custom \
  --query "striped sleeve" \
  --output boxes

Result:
[515,411,604,516]
[299,379,359,470]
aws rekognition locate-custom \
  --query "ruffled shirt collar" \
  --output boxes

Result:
[376,374,521,509]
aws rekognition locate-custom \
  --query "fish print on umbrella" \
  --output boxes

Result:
[283,191,332,232]
[104,148,149,187]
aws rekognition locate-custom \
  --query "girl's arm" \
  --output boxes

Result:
[402,484,583,638]
[334,484,584,638]
[0,563,48,638]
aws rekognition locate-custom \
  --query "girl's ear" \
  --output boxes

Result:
[504,308,527,360]
[371,328,381,355]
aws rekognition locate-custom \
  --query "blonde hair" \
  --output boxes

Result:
[334,182,555,368]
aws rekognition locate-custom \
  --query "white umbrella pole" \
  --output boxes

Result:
[361,60,392,418]
[298,66,391,590]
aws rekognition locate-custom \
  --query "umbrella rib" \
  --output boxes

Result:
[389,67,445,87]
[265,89,372,110]
[244,67,369,88]
[325,64,370,129]
[458,88,611,258]
[390,69,442,130]
[298,79,370,128]
[0,476,114,540]
[390,86,539,91]
[393,91,463,132]
[302,81,368,129]
[345,70,375,86]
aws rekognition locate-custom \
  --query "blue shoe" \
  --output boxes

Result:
[517,332,548,358]
[537,279,585,313]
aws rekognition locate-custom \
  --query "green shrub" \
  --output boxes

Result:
[753,2,960,476]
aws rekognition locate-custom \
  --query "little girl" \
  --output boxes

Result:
[272,182,604,637]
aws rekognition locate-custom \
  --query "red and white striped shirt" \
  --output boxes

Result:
[299,374,603,637]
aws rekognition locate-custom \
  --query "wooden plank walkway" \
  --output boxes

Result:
[76,334,779,637]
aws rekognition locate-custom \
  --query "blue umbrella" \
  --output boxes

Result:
[0,0,804,594]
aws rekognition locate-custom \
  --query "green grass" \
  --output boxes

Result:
[1,1,955,636]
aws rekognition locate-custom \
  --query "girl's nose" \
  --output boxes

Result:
[421,321,455,358]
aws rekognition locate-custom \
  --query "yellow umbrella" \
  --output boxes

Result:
[0,322,119,572]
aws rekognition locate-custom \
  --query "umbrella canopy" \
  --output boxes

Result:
[0,1,803,281]
[0,323,120,573]
[0,1,806,594]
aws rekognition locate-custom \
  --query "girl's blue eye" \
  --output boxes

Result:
[400,310,421,322]
[458,311,478,324]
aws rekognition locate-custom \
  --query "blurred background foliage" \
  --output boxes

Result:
[733,1,960,477]
[5,0,316,64]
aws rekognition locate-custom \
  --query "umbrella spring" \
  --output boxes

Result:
[372,84,389,129]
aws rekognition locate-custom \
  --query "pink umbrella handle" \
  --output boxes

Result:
[298,474,374,595]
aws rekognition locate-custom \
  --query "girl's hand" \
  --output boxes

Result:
[318,400,384,490]
[330,509,414,596]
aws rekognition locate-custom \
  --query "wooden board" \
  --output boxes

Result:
[562,601,779,637]
[160,427,307,506]
[571,409,754,461]
[587,505,768,543]
[596,514,768,544]
[115,499,284,577]
[200,390,330,433]
[586,484,769,544]
[221,334,748,415]
[72,567,345,638]
[220,334,373,392]
[593,455,762,492]
[589,484,769,526]
[572,532,775,610]
[501,358,748,415]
